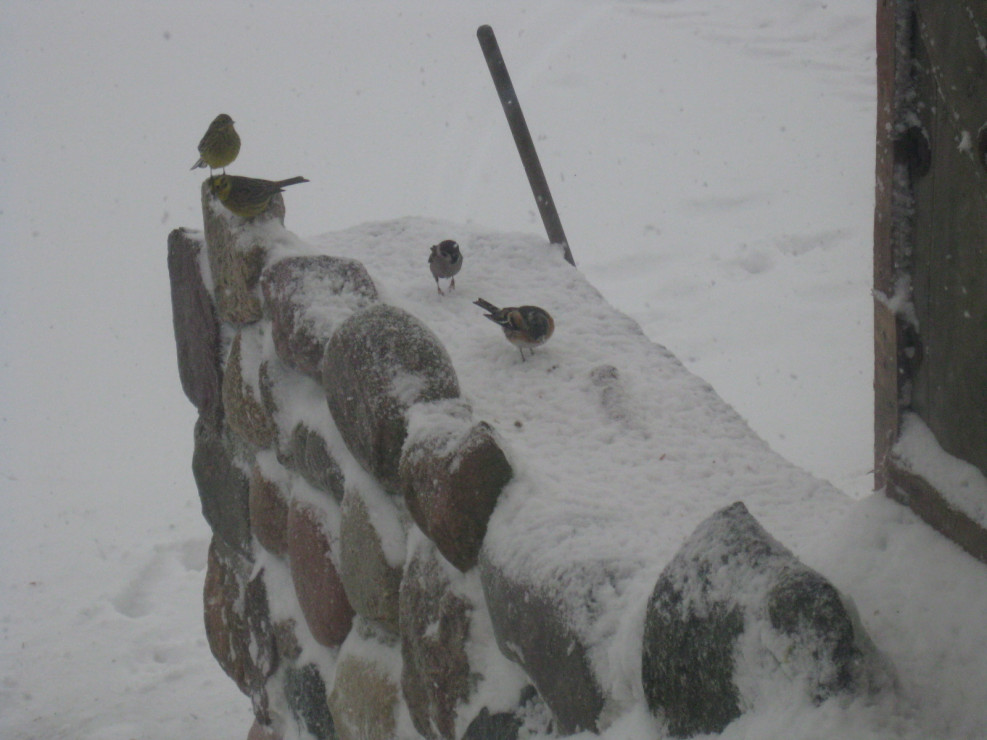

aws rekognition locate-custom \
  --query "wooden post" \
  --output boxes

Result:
[875,0,987,563]
[872,0,902,489]
[477,24,575,267]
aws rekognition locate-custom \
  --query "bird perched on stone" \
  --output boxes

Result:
[191,113,241,175]
[428,240,462,295]
[474,298,555,361]
[209,174,309,219]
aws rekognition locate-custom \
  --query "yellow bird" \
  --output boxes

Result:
[209,174,309,219]
[191,114,240,174]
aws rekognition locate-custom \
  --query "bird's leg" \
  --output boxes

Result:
[450,277,456,291]
[435,278,444,296]
[518,347,526,362]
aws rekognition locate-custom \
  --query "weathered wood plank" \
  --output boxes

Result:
[911,0,987,478]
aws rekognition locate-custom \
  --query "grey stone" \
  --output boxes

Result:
[400,539,473,739]
[243,569,279,725]
[462,685,544,740]
[276,422,345,502]
[461,708,523,740]
[321,304,460,492]
[272,618,303,665]
[255,357,345,500]
[339,486,404,633]
[201,179,271,325]
[192,418,252,557]
[223,330,277,449]
[328,649,400,740]
[284,663,336,740]
[641,501,873,737]
[167,227,223,427]
[478,556,604,735]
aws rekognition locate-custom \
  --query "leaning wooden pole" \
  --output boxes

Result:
[477,24,575,266]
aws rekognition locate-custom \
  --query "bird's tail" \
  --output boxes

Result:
[190,158,205,170]
[277,176,310,188]
[473,298,499,314]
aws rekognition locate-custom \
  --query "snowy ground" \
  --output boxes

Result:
[1,2,985,739]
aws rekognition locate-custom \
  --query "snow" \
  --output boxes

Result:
[288,217,855,728]
[893,413,987,529]
[1,2,986,739]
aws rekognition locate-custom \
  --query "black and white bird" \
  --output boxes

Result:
[474,298,555,361]
[428,240,462,295]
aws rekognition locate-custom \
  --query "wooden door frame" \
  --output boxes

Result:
[874,0,987,564]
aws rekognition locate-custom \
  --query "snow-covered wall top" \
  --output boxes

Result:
[168,185,888,740]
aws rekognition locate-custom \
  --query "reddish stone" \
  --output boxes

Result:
[203,537,280,722]
[249,464,289,557]
[287,501,354,647]
[261,255,378,379]
[246,719,282,740]
[400,418,512,572]
[204,537,252,696]
[203,539,279,720]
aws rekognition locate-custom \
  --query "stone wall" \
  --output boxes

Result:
[168,186,889,739]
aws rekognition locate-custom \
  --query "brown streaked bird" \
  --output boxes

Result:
[190,113,240,175]
[474,298,555,361]
[208,174,309,219]
[428,239,462,295]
